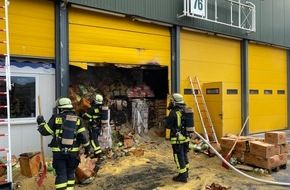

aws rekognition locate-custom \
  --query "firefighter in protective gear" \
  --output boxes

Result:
[165,93,192,183]
[37,97,91,190]
[82,93,105,165]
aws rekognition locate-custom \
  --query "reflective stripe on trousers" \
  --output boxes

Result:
[172,143,189,174]
[53,152,79,190]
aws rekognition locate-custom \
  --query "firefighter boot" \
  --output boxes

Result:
[93,165,100,174]
[172,173,187,183]
[95,153,105,165]
[185,169,189,178]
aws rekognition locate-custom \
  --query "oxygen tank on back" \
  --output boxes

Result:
[184,107,194,133]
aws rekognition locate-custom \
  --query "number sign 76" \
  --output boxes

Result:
[192,0,205,17]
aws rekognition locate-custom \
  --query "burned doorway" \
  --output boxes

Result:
[69,63,168,134]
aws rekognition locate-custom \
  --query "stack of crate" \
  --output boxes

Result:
[221,135,262,163]
[152,99,167,127]
[221,131,288,171]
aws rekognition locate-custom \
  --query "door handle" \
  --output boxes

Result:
[218,113,222,119]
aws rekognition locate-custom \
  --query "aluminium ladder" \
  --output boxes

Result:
[0,0,12,187]
[188,76,218,144]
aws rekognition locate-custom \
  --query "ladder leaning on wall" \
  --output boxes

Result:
[188,76,219,145]
[0,0,13,187]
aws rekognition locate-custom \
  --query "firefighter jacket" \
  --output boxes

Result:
[82,104,102,128]
[165,104,190,144]
[37,110,90,153]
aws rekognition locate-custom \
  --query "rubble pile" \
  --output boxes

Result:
[69,82,166,132]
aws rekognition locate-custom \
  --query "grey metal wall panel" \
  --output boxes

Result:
[213,0,232,33]
[247,0,261,41]
[285,1,290,46]
[260,0,273,44]
[273,1,285,46]
[68,0,290,47]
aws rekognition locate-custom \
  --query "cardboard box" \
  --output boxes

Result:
[221,148,231,157]
[265,131,287,145]
[124,138,134,148]
[0,166,6,176]
[220,137,236,150]
[280,144,289,154]
[75,154,95,184]
[244,152,255,165]
[278,153,288,165]
[221,137,254,152]
[253,155,280,169]
[232,151,245,163]
[19,152,42,178]
[235,139,250,152]
[249,141,280,158]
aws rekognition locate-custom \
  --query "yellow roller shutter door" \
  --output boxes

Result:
[249,44,287,133]
[0,0,55,58]
[68,8,170,66]
[180,30,241,139]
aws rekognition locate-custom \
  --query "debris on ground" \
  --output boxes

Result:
[205,182,229,190]
[0,127,289,190]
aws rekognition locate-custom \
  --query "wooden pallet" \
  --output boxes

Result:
[267,164,287,174]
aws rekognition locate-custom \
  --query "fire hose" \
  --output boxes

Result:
[193,131,290,186]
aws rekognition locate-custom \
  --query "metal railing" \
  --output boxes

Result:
[178,0,256,33]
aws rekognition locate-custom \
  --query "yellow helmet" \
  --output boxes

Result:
[171,93,184,104]
[57,97,73,109]
[94,94,103,105]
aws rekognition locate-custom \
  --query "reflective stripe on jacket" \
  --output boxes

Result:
[38,111,90,152]
[166,106,189,144]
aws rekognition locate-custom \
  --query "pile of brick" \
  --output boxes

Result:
[221,131,288,172]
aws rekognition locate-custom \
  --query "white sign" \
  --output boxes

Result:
[190,0,206,17]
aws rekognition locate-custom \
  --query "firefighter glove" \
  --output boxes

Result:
[36,115,45,125]
[84,145,91,158]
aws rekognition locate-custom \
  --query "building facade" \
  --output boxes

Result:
[0,0,289,156]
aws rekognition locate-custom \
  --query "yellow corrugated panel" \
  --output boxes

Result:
[69,8,167,36]
[0,0,55,58]
[69,8,170,66]
[249,43,287,133]
[70,62,88,70]
[180,31,241,139]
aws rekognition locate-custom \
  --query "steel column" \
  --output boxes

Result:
[171,25,180,93]
[287,49,290,130]
[55,1,69,99]
[241,39,249,135]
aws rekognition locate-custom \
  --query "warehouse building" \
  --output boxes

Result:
[0,0,289,157]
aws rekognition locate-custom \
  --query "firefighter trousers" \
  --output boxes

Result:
[52,152,80,190]
[90,127,102,156]
[172,143,189,174]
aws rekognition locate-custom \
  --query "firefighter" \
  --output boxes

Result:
[165,93,193,183]
[36,97,91,190]
[82,93,106,165]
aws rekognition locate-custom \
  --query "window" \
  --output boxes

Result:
[277,90,285,94]
[227,89,238,94]
[0,76,36,119]
[249,89,259,94]
[264,90,272,95]
[184,88,192,94]
[206,88,219,94]
[183,89,198,95]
